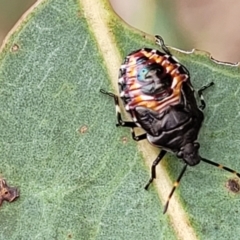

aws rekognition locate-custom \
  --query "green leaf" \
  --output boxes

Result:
[0,0,240,239]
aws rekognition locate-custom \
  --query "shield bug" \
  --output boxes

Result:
[100,35,240,213]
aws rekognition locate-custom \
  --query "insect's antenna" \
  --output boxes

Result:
[200,157,240,178]
[155,35,172,56]
[163,164,188,214]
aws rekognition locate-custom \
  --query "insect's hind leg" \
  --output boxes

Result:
[198,82,214,110]
[100,89,147,142]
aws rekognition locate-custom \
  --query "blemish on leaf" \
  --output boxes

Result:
[79,125,88,134]
[226,179,240,193]
[0,178,19,206]
[121,136,128,144]
[11,44,20,52]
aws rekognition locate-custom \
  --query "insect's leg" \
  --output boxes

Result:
[100,89,147,141]
[100,89,137,127]
[198,82,214,110]
[163,163,188,214]
[155,35,171,55]
[130,128,147,141]
[200,157,240,178]
[145,150,167,190]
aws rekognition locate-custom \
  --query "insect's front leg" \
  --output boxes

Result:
[144,150,167,190]
[100,89,147,142]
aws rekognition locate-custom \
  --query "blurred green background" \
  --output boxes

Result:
[0,0,240,62]
[0,0,36,41]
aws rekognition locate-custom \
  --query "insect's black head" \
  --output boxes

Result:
[177,142,201,166]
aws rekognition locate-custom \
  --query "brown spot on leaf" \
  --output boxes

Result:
[11,44,19,52]
[226,179,240,193]
[0,178,19,206]
[79,125,88,134]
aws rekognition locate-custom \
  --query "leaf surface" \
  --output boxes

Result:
[0,0,240,239]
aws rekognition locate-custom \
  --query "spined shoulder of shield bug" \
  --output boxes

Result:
[100,35,240,214]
